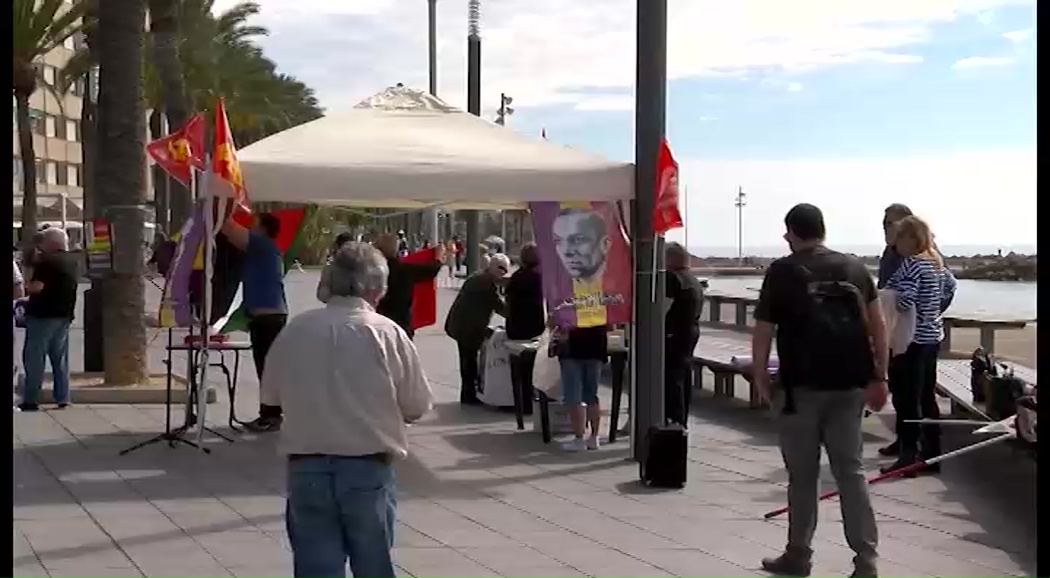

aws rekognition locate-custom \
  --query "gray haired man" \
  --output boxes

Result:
[261,243,433,578]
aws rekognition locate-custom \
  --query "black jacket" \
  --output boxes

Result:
[377,256,442,334]
[445,272,506,343]
[505,265,545,340]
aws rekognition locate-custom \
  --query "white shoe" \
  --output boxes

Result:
[586,435,600,450]
[561,437,587,452]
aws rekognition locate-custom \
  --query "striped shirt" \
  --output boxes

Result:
[886,256,958,345]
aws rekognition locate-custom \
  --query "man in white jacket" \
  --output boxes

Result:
[263,242,433,577]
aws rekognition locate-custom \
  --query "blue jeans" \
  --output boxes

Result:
[559,358,602,406]
[285,455,397,578]
[22,317,71,405]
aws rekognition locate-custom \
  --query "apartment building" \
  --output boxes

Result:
[13,27,88,234]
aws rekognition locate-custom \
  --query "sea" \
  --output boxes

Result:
[702,277,1037,320]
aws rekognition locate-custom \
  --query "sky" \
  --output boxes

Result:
[214,0,1037,253]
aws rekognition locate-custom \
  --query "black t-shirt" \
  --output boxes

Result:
[666,269,704,338]
[754,246,876,391]
[505,266,545,340]
[560,325,609,361]
[27,250,79,320]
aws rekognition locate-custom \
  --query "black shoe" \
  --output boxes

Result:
[244,416,283,432]
[17,403,39,412]
[877,441,900,457]
[880,458,918,478]
[761,553,812,577]
[55,403,69,410]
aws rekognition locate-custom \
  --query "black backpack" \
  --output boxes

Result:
[784,265,873,412]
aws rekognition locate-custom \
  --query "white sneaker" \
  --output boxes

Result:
[586,435,600,450]
[561,437,587,452]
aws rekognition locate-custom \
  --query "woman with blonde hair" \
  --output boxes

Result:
[881,215,957,476]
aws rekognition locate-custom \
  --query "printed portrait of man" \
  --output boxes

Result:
[552,207,612,286]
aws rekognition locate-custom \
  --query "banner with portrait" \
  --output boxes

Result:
[529,201,632,330]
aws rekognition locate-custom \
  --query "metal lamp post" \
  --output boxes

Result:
[631,0,668,463]
[423,0,441,246]
[463,0,482,272]
[735,186,746,264]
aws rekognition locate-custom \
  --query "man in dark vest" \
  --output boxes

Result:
[664,242,704,425]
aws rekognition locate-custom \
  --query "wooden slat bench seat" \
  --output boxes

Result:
[690,329,765,408]
[936,358,1037,420]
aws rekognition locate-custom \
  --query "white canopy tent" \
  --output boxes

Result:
[238,85,635,210]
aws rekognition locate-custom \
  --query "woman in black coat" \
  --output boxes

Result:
[505,243,545,414]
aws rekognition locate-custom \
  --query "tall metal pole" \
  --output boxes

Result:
[735,186,746,264]
[464,0,482,272]
[423,0,441,245]
[631,0,667,463]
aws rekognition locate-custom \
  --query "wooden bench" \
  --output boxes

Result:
[942,315,1036,358]
[705,294,756,330]
[690,329,766,408]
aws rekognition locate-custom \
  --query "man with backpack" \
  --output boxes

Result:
[750,204,890,578]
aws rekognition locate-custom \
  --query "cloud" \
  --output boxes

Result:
[951,56,1016,69]
[212,0,1032,115]
[1003,28,1034,42]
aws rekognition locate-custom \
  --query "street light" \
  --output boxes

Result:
[463,0,482,272]
[734,186,746,264]
[495,93,514,125]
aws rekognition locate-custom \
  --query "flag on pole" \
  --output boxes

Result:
[541,128,547,139]
[145,113,206,187]
[403,247,439,330]
[653,138,683,235]
[212,97,247,205]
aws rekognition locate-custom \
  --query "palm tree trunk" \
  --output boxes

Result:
[149,0,193,227]
[96,0,149,386]
[15,93,38,245]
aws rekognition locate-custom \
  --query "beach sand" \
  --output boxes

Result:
[710,303,1037,370]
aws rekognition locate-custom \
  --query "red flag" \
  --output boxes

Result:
[402,248,438,330]
[212,98,247,203]
[145,113,206,187]
[653,138,683,235]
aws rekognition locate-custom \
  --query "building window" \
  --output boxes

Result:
[35,159,45,183]
[46,161,58,185]
[65,119,78,142]
[45,115,57,138]
[56,162,68,186]
[67,163,81,188]
[55,117,67,140]
[29,110,46,135]
[42,65,56,86]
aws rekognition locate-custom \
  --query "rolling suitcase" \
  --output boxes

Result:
[640,424,687,489]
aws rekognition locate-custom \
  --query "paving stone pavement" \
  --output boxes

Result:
[13,274,1038,577]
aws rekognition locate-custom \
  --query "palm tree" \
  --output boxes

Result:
[13,0,91,244]
[95,0,149,386]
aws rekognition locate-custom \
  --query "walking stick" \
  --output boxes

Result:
[762,432,1015,520]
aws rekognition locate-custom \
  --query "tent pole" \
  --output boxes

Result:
[631,0,668,463]
[464,2,482,273]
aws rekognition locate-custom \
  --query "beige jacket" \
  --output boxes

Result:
[879,288,916,356]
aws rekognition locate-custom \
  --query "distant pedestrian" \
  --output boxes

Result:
[452,236,464,271]
[750,203,889,578]
[20,228,78,412]
[262,243,433,578]
[444,255,510,405]
[14,258,25,411]
[880,215,957,476]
